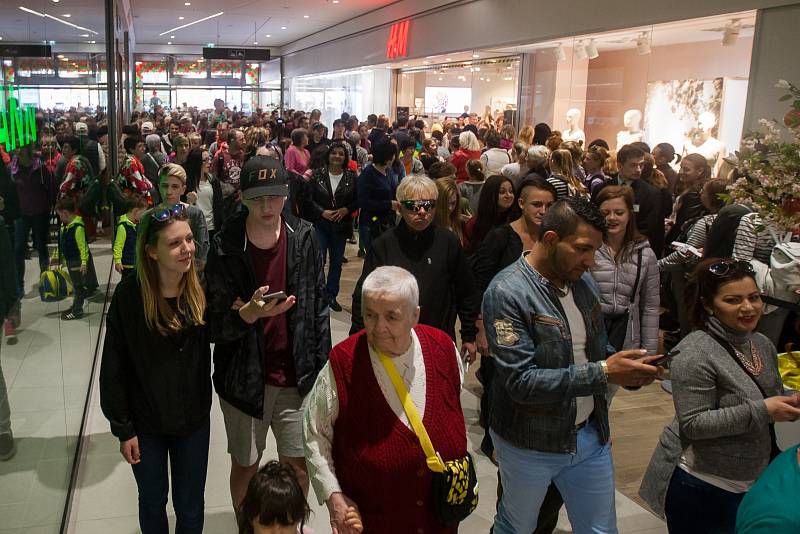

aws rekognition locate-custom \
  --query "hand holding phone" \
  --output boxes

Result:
[649,349,680,368]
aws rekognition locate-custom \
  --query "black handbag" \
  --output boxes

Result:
[603,248,643,351]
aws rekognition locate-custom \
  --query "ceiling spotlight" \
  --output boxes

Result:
[423,60,429,64]
[472,54,479,58]
[0,37,3,41]
[555,43,566,62]
[445,57,451,61]
[253,41,258,44]
[332,0,339,3]
[170,35,175,39]
[438,77,443,81]
[265,34,271,37]
[586,39,599,59]
[474,67,480,72]
[178,16,184,20]
[574,40,588,60]
[57,54,64,58]
[722,19,741,46]
[636,32,651,55]
[184,2,191,5]
[89,40,95,43]
[80,33,89,37]
[167,41,172,45]
[51,0,59,2]
[63,13,70,17]
[281,26,287,29]
[303,14,309,18]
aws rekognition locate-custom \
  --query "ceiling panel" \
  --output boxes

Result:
[0,0,106,45]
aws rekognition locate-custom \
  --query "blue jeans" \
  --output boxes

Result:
[15,213,50,296]
[131,418,210,534]
[491,421,617,534]
[664,467,744,534]
[315,223,346,302]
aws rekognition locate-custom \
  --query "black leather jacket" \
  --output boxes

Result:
[305,166,358,234]
[205,208,331,417]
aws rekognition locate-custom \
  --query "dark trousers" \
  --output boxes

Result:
[14,213,50,295]
[131,418,210,534]
[67,256,98,313]
[664,467,744,534]
[122,267,137,279]
[315,223,346,302]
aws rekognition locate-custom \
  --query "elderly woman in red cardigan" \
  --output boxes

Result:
[303,265,468,534]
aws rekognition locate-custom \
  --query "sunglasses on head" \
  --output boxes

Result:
[707,259,755,276]
[400,199,437,213]
[151,203,186,222]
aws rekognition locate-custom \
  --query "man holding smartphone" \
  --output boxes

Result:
[205,155,331,510]
[483,197,664,534]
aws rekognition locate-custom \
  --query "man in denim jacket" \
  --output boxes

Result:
[483,197,663,534]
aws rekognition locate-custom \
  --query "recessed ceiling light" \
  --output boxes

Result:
[80,33,89,37]
[51,0,59,3]
[184,2,190,5]
[89,40,95,43]
[63,13,71,17]
[445,57,451,61]
[423,60,429,64]
[265,34,271,37]
[253,41,258,44]
[207,42,214,46]
[0,37,3,41]
[281,26,287,29]
[472,54,479,58]
[167,41,172,44]
[332,0,339,3]
[57,54,64,58]
[178,16,184,20]
[303,14,309,18]
[170,35,175,39]
[402,64,408,66]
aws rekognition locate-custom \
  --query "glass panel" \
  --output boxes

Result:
[174,59,206,78]
[210,59,242,79]
[245,63,260,86]
[57,56,92,78]
[16,57,56,77]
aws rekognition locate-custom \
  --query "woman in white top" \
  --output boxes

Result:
[480,130,512,174]
[184,147,232,250]
[500,141,529,186]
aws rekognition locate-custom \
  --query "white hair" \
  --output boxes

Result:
[458,131,481,152]
[527,144,550,166]
[361,266,419,316]
[396,174,438,202]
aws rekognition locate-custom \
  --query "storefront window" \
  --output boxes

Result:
[210,59,242,79]
[16,57,55,77]
[57,56,91,78]
[174,58,206,79]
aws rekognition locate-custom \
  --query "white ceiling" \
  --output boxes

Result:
[0,0,106,45]
[130,0,396,47]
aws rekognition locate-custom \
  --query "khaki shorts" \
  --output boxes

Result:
[219,385,304,467]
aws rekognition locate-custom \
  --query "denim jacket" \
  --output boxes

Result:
[482,253,612,453]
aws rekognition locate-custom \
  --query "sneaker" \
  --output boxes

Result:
[329,300,343,312]
[61,310,84,321]
[0,433,16,461]
[3,320,17,345]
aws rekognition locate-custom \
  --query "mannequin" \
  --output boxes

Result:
[682,111,726,177]
[616,109,644,149]
[562,108,586,146]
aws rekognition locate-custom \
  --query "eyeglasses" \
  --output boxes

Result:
[151,203,186,222]
[707,259,755,276]
[400,199,437,213]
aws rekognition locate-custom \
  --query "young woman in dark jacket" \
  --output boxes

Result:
[184,147,235,248]
[100,205,211,534]
[305,142,358,311]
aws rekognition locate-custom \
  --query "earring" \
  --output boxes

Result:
[706,309,714,316]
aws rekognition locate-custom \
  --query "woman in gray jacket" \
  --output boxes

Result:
[639,258,800,533]
[591,185,659,354]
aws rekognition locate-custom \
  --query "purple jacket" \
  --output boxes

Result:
[13,155,55,217]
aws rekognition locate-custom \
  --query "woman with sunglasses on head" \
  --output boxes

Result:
[99,204,210,534]
[640,258,800,534]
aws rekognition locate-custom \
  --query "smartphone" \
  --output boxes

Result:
[650,349,680,367]
[262,290,288,303]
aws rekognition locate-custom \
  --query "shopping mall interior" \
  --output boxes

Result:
[1,0,800,532]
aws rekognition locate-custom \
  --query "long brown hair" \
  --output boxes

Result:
[550,149,587,196]
[434,177,464,245]
[594,185,645,262]
[136,207,206,336]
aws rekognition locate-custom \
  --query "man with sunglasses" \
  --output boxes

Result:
[350,175,481,364]
[205,155,331,512]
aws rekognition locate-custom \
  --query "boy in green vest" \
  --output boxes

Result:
[54,197,98,320]
[113,195,147,279]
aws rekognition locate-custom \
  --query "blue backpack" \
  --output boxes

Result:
[39,268,73,302]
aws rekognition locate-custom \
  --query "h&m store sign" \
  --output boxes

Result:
[386,20,410,59]
[0,87,37,152]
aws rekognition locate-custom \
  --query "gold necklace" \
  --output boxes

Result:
[733,340,763,376]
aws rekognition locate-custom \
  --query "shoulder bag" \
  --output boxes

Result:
[604,248,643,351]
[377,349,479,526]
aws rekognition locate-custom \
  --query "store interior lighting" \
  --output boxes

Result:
[554,43,566,62]
[586,39,599,59]
[574,40,588,60]
[636,31,651,55]
[722,19,741,46]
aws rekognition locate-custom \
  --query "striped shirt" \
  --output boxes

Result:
[659,214,717,269]
[732,212,776,264]
[547,174,571,200]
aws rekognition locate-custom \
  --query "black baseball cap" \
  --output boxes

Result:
[240,155,289,199]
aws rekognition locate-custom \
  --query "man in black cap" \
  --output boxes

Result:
[205,155,331,508]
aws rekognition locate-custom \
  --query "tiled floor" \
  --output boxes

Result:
[61,242,667,534]
[0,239,114,534]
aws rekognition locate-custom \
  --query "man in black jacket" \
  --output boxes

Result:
[205,155,331,508]
[0,215,17,459]
[613,144,665,257]
[350,175,480,363]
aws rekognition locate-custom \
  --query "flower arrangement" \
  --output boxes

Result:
[729,79,800,232]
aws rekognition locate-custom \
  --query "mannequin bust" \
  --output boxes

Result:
[616,109,644,149]
[682,111,726,176]
[562,108,586,146]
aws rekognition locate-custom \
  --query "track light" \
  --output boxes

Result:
[722,19,741,46]
[554,43,566,62]
[574,40,588,60]
[636,32,651,55]
[586,39,599,59]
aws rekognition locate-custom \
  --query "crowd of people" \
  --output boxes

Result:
[0,98,799,534]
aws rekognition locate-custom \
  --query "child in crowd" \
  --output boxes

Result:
[54,196,99,320]
[459,158,486,215]
[113,195,147,278]
[238,461,362,534]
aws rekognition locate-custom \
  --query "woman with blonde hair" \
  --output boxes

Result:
[547,149,586,199]
[434,177,466,245]
[518,125,535,146]
[100,204,211,534]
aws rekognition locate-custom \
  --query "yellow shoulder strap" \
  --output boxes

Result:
[376,347,445,473]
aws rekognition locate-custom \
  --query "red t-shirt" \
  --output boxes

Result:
[248,220,296,387]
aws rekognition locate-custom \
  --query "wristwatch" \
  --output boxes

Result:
[599,360,609,377]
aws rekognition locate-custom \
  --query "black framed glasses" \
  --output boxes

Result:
[400,199,437,213]
[708,259,755,276]
[151,203,186,222]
